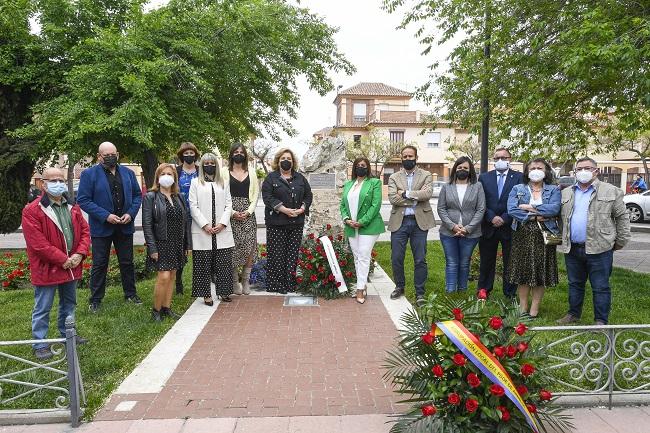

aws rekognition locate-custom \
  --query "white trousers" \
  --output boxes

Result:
[348,233,380,290]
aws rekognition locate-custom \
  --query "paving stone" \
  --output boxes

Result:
[181,418,237,433]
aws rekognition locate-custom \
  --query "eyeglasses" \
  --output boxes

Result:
[575,167,596,172]
[44,179,66,183]
[494,157,511,161]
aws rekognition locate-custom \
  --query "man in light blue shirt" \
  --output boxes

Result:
[569,183,594,244]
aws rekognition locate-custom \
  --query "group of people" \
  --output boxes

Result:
[23,141,631,360]
[385,145,630,327]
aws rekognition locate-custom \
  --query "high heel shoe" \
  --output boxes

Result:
[204,297,214,306]
[219,295,232,303]
[356,289,367,304]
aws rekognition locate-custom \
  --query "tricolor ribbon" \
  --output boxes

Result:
[434,320,540,433]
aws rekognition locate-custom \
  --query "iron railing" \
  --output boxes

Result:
[530,324,650,408]
[0,316,85,427]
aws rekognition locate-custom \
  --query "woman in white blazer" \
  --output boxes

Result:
[189,153,235,305]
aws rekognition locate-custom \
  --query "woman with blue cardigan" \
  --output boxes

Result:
[507,158,561,318]
[340,157,385,304]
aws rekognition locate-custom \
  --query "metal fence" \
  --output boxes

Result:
[530,324,650,408]
[0,316,85,427]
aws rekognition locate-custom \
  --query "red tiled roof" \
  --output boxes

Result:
[338,82,411,97]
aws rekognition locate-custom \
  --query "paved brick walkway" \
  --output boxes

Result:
[96,295,404,421]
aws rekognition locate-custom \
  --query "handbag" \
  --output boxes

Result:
[537,220,562,246]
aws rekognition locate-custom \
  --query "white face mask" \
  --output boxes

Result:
[576,170,594,184]
[494,159,509,171]
[159,174,175,188]
[528,169,546,182]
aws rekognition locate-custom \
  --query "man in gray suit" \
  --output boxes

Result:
[387,145,435,304]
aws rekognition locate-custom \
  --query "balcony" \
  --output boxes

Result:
[369,110,418,123]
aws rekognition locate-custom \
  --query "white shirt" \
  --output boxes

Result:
[455,183,468,225]
[404,170,416,216]
[347,180,363,221]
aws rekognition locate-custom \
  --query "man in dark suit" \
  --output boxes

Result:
[77,142,143,312]
[477,147,523,298]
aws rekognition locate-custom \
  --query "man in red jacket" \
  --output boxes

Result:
[22,168,91,360]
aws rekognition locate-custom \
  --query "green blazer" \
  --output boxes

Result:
[340,177,385,237]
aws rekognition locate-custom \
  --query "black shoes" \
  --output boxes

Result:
[161,307,181,320]
[219,295,232,302]
[152,308,163,322]
[390,287,404,300]
[34,347,54,360]
[204,297,214,306]
[89,302,100,313]
[125,295,143,305]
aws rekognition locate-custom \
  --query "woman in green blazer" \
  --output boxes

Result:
[340,157,385,304]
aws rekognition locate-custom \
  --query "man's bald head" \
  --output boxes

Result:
[97,141,119,168]
[98,141,117,155]
[43,167,65,181]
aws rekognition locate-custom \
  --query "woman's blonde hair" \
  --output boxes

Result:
[198,153,223,185]
[150,163,180,195]
[272,147,299,171]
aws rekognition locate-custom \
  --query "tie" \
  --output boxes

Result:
[497,173,505,198]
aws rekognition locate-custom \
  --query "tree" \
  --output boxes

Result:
[14,0,355,187]
[250,139,277,174]
[344,127,401,176]
[445,136,483,164]
[382,0,650,160]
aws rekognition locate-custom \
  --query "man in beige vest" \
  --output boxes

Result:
[387,145,435,305]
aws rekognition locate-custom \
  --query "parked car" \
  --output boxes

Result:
[624,191,650,223]
[432,181,446,198]
[558,176,575,190]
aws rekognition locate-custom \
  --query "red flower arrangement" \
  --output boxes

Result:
[385,293,570,433]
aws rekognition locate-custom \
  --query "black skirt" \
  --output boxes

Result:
[508,221,558,287]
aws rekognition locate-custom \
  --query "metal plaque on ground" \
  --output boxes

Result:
[283,296,319,307]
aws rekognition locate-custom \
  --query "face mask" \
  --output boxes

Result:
[182,155,196,165]
[456,170,469,180]
[402,159,416,171]
[232,154,246,164]
[46,181,68,197]
[495,159,509,171]
[102,155,118,168]
[280,160,293,171]
[528,169,546,182]
[355,167,368,177]
[203,165,216,176]
[159,174,174,188]
[576,170,594,184]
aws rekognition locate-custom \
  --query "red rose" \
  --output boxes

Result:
[477,288,488,299]
[452,353,466,366]
[465,398,479,413]
[517,341,529,353]
[493,346,505,357]
[539,389,552,401]
[431,365,444,378]
[2,281,9,287]
[310,275,318,282]
[335,282,342,287]
[516,385,529,396]
[328,235,334,241]
[506,345,518,358]
[326,224,332,230]
[296,277,303,284]
[497,405,511,421]
[327,274,335,282]
[306,264,313,270]
[307,254,314,261]
[452,308,464,321]
[345,271,353,278]
[337,235,343,241]
[521,363,535,376]
[318,266,325,274]
[488,316,503,330]
[421,332,435,345]
[489,384,505,397]
[421,405,436,416]
[515,323,528,336]
[316,238,321,244]
[447,393,460,405]
[308,233,315,239]
[526,403,537,414]
[467,373,481,388]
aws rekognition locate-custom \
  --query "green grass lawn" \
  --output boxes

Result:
[373,241,650,326]
[0,263,195,419]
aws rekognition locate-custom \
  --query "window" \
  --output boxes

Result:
[353,103,367,122]
[426,132,441,148]
[389,130,405,144]
[353,135,361,145]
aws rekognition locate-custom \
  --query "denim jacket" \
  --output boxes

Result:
[507,183,561,234]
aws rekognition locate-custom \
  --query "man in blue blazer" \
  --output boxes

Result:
[477,147,523,298]
[77,142,143,312]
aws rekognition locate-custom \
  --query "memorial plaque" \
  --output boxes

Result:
[309,173,337,189]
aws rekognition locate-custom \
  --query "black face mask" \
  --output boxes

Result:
[102,155,118,168]
[182,155,196,165]
[456,170,469,180]
[402,159,416,171]
[280,160,292,171]
[203,165,216,176]
[355,167,368,178]
[232,154,246,164]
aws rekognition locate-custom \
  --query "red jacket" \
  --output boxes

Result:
[22,194,91,286]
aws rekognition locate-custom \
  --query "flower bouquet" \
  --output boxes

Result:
[384,291,572,433]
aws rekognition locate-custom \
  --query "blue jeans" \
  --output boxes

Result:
[564,244,614,324]
[391,216,428,297]
[440,234,479,293]
[32,280,77,350]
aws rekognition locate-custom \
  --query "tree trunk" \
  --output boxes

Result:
[141,148,158,189]
[67,156,76,203]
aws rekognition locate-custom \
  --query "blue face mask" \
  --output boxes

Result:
[47,181,68,197]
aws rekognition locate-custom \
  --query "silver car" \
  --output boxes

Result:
[432,181,446,198]
[624,191,650,223]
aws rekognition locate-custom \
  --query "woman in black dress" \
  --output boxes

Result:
[261,148,312,294]
[142,164,191,321]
